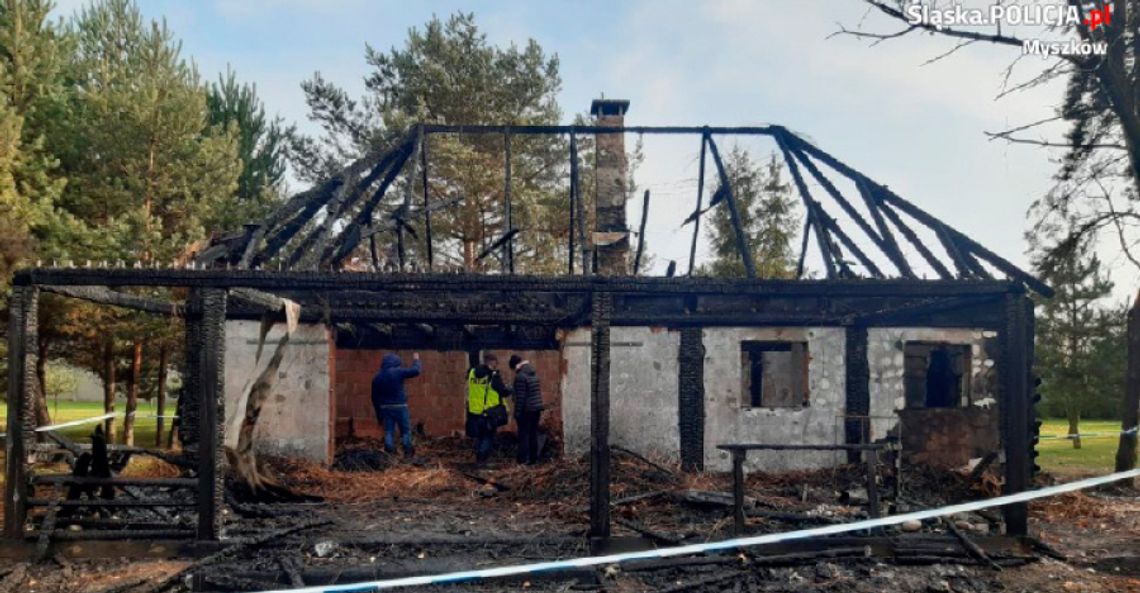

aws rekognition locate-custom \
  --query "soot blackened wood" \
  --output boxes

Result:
[845,326,870,463]
[633,190,650,275]
[705,136,756,278]
[589,292,612,540]
[5,286,37,539]
[678,327,705,471]
[197,289,227,541]
[688,133,708,276]
[1001,292,1032,536]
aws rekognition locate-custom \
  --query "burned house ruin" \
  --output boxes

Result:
[4,98,1049,551]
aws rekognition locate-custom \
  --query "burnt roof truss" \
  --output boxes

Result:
[193,123,1051,298]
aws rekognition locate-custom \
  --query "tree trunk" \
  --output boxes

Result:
[1115,292,1140,472]
[155,346,168,448]
[123,340,142,446]
[102,339,117,442]
[1067,408,1082,450]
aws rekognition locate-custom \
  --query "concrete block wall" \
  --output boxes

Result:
[560,327,681,460]
[334,348,563,441]
[702,327,847,472]
[867,328,999,443]
[222,321,333,464]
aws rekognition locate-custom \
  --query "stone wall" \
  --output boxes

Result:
[561,326,681,460]
[334,348,563,440]
[222,321,333,463]
[701,327,847,472]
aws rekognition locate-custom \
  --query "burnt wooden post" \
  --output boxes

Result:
[632,190,650,274]
[678,328,705,471]
[731,448,746,535]
[1001,291,1032,536]
[196,288,227,541]
[5,285,38,539]
[589,291,612,540]
[844,325,870,463]
[865,447,880,521]
[688,132,708,276]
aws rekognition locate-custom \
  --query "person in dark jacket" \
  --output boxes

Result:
[466,353,512,463]
[371,352,422,457]
[509,354,544,465]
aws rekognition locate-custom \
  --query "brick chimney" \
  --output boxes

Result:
[591,98,631,275]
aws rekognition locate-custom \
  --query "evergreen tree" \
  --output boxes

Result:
[54,0,240,263]
[291,13,567,272]
[207,68,291,229]
[1033,238,1117,448]
[699,148,799,278]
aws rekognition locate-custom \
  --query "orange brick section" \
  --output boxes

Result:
[334,348,564,443]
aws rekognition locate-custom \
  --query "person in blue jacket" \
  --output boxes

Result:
[371,352,422,457]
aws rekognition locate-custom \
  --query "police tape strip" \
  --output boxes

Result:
[1037,426,1138,441]
[252,468,1140,593]
[33,412,118,432]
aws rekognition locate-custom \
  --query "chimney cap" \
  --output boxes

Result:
[590,99,630,117]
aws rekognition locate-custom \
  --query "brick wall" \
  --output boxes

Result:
[899,407,999,468]
[334,348,564,441]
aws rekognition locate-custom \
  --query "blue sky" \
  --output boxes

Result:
[54,0,1131,296]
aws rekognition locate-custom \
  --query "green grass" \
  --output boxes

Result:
[3,399,166,447]
[1037,418,1123,477]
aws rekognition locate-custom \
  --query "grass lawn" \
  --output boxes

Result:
[1037,418,1124,477]
[2,399,167,447]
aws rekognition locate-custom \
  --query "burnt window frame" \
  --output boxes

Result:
[902,340,972,409]
[740,340,809,410]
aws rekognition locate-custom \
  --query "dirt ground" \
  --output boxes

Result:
[2,436,1140,593]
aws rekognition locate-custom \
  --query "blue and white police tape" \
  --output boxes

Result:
[31,410,176,433]
[252,467,1140,593]
[1037,425,1139,441]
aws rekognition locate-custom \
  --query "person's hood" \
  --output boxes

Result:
[516,362,536,376]
[472,364,493,379]
[381,353,402,369]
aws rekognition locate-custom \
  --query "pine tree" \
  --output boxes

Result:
[291,13,567,272]
[56,0,240,264]
[207,68,291,229]
[1034,239,1117,449]
[699,148,799,278]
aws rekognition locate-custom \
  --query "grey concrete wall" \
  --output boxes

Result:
[560,326,680,460]
[867,327,999,442]
[223,321,333,464]
[702,328,847,472]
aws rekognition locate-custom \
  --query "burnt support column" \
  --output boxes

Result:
[678,327,705,471]
[589,292,612,540]
[196,288,227,541]
[4,285,38,539]
[180,293,202,451]
[1001,292,1033,536]
[591,99,631,276]
[844,325,870,463]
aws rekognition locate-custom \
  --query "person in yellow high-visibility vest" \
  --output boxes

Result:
[465,353,513,463]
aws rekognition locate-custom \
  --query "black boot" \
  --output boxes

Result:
[404,445,415,459]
